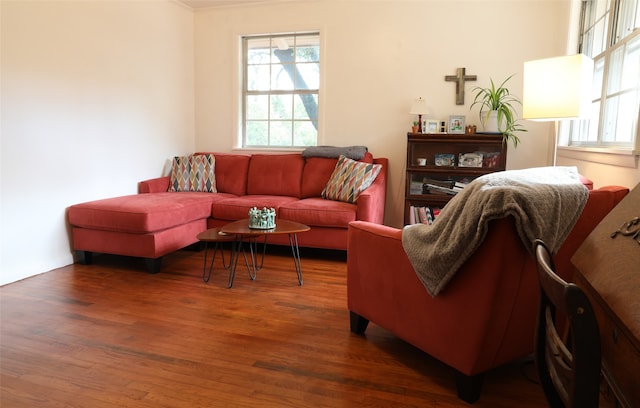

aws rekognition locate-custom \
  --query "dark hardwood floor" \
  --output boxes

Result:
[1,245,548,407]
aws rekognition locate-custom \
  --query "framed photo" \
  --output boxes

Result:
[458,152,483,167]
[424,120,439,133]
[448,115,465,134]
[434,153,456,166]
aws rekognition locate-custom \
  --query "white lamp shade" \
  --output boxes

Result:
[409,97,429,115]
[523,54,594,120]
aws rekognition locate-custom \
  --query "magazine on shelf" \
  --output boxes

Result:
[424,183,458,195]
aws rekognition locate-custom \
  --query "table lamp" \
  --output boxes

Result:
[410,97,429,133]
[523,54,594,164]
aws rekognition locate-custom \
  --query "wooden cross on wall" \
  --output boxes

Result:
[445,67,477,105]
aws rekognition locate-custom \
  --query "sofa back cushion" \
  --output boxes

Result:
[301,157,338,198]
[247,154,304,197]
[196,152,251,196]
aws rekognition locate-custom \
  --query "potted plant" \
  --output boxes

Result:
[470,75,527,147]
[412,121,420,134]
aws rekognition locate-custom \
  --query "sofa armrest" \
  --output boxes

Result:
[355,158,388,224]
[138,176,170,194]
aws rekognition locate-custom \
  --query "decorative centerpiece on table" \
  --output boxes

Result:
[248,207,276,229]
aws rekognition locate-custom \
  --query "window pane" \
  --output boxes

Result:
[616,0,638,42]
[593,18,608,55]
[294,94,318,120]
[270,121,292,146]
[246,95,268,120]
[593,57,605,99]
[272,36,294,60]
[607,47,625,94]
[247,65,270,91]
[296,44,319,63]
[602,96,619,142]
[247,39,271,64]
[296,63,320,90]
[587,102,601,142]
[615,91,639,142]
[270,94,293,120]
[294,121,317,146]
[271,63,294,90]
[621,35,640,90]
[246,121,268,145]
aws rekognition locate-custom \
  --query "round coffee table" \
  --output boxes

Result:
[220,219,311,288]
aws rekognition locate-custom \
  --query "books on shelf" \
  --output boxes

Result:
[424,183,458,195]
[422,180,469,195]
[452,181,469,192]
[408,205,441,225]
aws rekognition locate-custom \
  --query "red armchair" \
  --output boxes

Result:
[347,185,628,403]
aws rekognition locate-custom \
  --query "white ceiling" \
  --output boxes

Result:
[178,0,287,9]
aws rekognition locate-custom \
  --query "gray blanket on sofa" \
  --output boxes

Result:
[302,145,368,160]
[402,166,588,297]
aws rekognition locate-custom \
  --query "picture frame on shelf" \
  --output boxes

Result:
[434,153,456,166]
[458,152,483,167]
[425,120,439,133]
[448,115,465,134]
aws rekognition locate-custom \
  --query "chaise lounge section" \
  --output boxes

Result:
[68,151,388,272]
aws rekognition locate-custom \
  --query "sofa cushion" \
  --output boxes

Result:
[301,157,339,198]
[68,192,228,233]
[279,198,356,227]
[211,195,299,221]
[322,155,382,203]
[247,154,304,198]
[169,154,216,193]
[196,152,251,196]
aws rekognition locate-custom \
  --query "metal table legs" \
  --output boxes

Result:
[227,234,304,288]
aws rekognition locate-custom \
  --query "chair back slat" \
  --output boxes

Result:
[534,239,601,408]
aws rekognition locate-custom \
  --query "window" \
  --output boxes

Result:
[564,0,639,151]
[242,33,320,148]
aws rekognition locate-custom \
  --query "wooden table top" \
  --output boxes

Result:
[220,219,310,237]
[196,227,237,242]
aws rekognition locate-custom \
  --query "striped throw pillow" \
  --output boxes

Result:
[321,155,381,203]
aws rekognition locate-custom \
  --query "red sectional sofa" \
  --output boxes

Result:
[346,185,629,403]
[68,152,388,272]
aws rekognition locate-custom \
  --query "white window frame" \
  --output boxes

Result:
[240,32,321,150]
[558,0,640,166]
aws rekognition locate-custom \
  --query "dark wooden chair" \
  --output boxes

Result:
[533,239,601,408]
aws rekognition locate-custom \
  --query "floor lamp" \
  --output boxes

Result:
[522,54,594,165]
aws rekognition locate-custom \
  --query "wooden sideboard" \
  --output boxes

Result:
[571,184,640,408]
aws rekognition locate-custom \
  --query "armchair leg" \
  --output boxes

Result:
[455,371,485,404]
[349,311,369,334]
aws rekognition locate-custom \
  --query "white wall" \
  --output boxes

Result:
[193,0,573,227]
[6,0,631,286]
[1,0,195,285]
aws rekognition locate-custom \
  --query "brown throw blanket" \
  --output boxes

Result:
[402,166,588,297]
